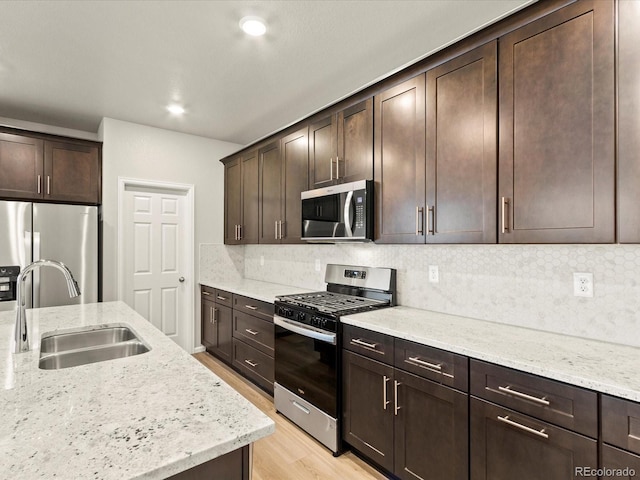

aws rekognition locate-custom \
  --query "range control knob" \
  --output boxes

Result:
[297,312,306,322]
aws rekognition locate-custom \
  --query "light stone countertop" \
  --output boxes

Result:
[199,278,313,303]
[342,306,640,402]
[0,301,274,480]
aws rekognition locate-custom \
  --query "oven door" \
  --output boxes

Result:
[274,315,338,417]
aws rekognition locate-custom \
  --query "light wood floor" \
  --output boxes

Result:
[193,352,388,480]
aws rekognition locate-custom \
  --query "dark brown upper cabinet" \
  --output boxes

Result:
[374,75,426,244]
[225,150,258,245]
[254,129,309,245]
[425,41,497,244]
[498,0,615,243]
[0,132,101,205]
[308,99,373,190]
[617,0,640,243]
[0,132,44,200]
[224,156,242,245]
[258,141,281,244]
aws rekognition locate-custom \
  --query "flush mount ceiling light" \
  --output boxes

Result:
[239,16,266,36]
[167,104,185,115]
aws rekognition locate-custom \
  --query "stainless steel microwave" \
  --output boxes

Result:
[301,180,373,242]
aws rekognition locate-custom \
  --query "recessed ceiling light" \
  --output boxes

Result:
[167,104,185,115]
[239,16,266,37]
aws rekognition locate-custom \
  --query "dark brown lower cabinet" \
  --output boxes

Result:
[470,397,597,480]
[343,350,468,479]
[601,445,640,480]
[201,293,232,363]
[166,445,250,480]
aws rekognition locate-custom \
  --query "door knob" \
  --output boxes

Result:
[179,277,185,283]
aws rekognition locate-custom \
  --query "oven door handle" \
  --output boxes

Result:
[274,316,337,345]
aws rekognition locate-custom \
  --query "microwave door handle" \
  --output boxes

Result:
[343,190,354,237]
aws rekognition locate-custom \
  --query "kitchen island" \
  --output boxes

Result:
[0,301,274,479]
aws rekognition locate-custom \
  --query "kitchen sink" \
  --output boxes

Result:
[40,326,138,353]
[38,324,150,370]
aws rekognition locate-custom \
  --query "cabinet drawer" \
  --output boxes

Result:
[201,285,215,298]
[214,289,233,307]
[343,324,394,363]
[232,339,274,394]
[233,310,274,356]
[602,395,640,455]
[601,444,640,479]
[233,294,273,321]
[470,360,597,438]
[394,338,468,392]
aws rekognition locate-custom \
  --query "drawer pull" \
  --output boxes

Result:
[407,356,442,371]
[244,359,258,368]
[245,305,258,310]
[383,375,390,410]
[498,385,550,406]
[394,381,402,416]
[497,415,549,439]
[292,400,310,415]
[351,338,378,349]
[245,328,259,336]
[202,291,211,296]
[217,295,228,301]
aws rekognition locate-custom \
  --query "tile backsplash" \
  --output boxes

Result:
[200,243,640,348]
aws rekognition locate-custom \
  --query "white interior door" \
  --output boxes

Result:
[122,185,190,350]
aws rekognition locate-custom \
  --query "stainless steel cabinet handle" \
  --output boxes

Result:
[216,295,228,301]
[350,338,378,349]
[210,307,214,324]
[245,305,258,310]
[46,176,51,195]
[279,220,284,239]
[202,291,211,296]
[244,359,258,368]
[383,375,390,410]
[330,157,334,181]
[213,308,218,323]
[37,175,41,194]
[407,356,442,371]
[497,386,550,406]
[245,328,259,336]
[238,224,242,240]
[275,221,278,239]
[416,206,424,235]
[336,156,340,179]
[501,197,510,234]
[427,206,435,235]
[394,381,401,416]
[497,415,549,439]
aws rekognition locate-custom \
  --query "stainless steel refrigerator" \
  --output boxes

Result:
[0,200,99,313]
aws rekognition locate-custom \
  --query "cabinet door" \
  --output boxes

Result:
[0,132,44,200]
[280,127,308,244]
[201,298,217,349]
[224,157,241,245]
[617,0,640,243]
[308,115,336,189]
[44,141,101,204]
[342,350,394,473]
[258,142,281,244]
[337,98,373,184]
[470,398,597,480]
[426,41,497,244]
[394,370,468,480]
[498,0,614,243]
[240,150,259,244]
[601,445,640,480]
[374,75,426,244]
[216,303,233,363]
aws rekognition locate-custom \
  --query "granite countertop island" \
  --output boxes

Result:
[342,306,640,402]
[0,301,274,479]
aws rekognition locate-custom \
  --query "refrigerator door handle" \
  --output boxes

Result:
[33,231,40,308]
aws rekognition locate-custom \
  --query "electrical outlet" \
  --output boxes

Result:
[259,255,264,266]
[315,259,321,272]
[428,265,439,283]
[573,272,593,297]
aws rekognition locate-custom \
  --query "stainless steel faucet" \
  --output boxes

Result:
[14,259,81,353]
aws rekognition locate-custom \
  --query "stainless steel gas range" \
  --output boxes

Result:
[273,264,396,454]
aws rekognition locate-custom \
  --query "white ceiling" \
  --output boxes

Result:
[0,0,533,145]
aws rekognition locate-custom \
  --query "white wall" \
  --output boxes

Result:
[99,118,241,348]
